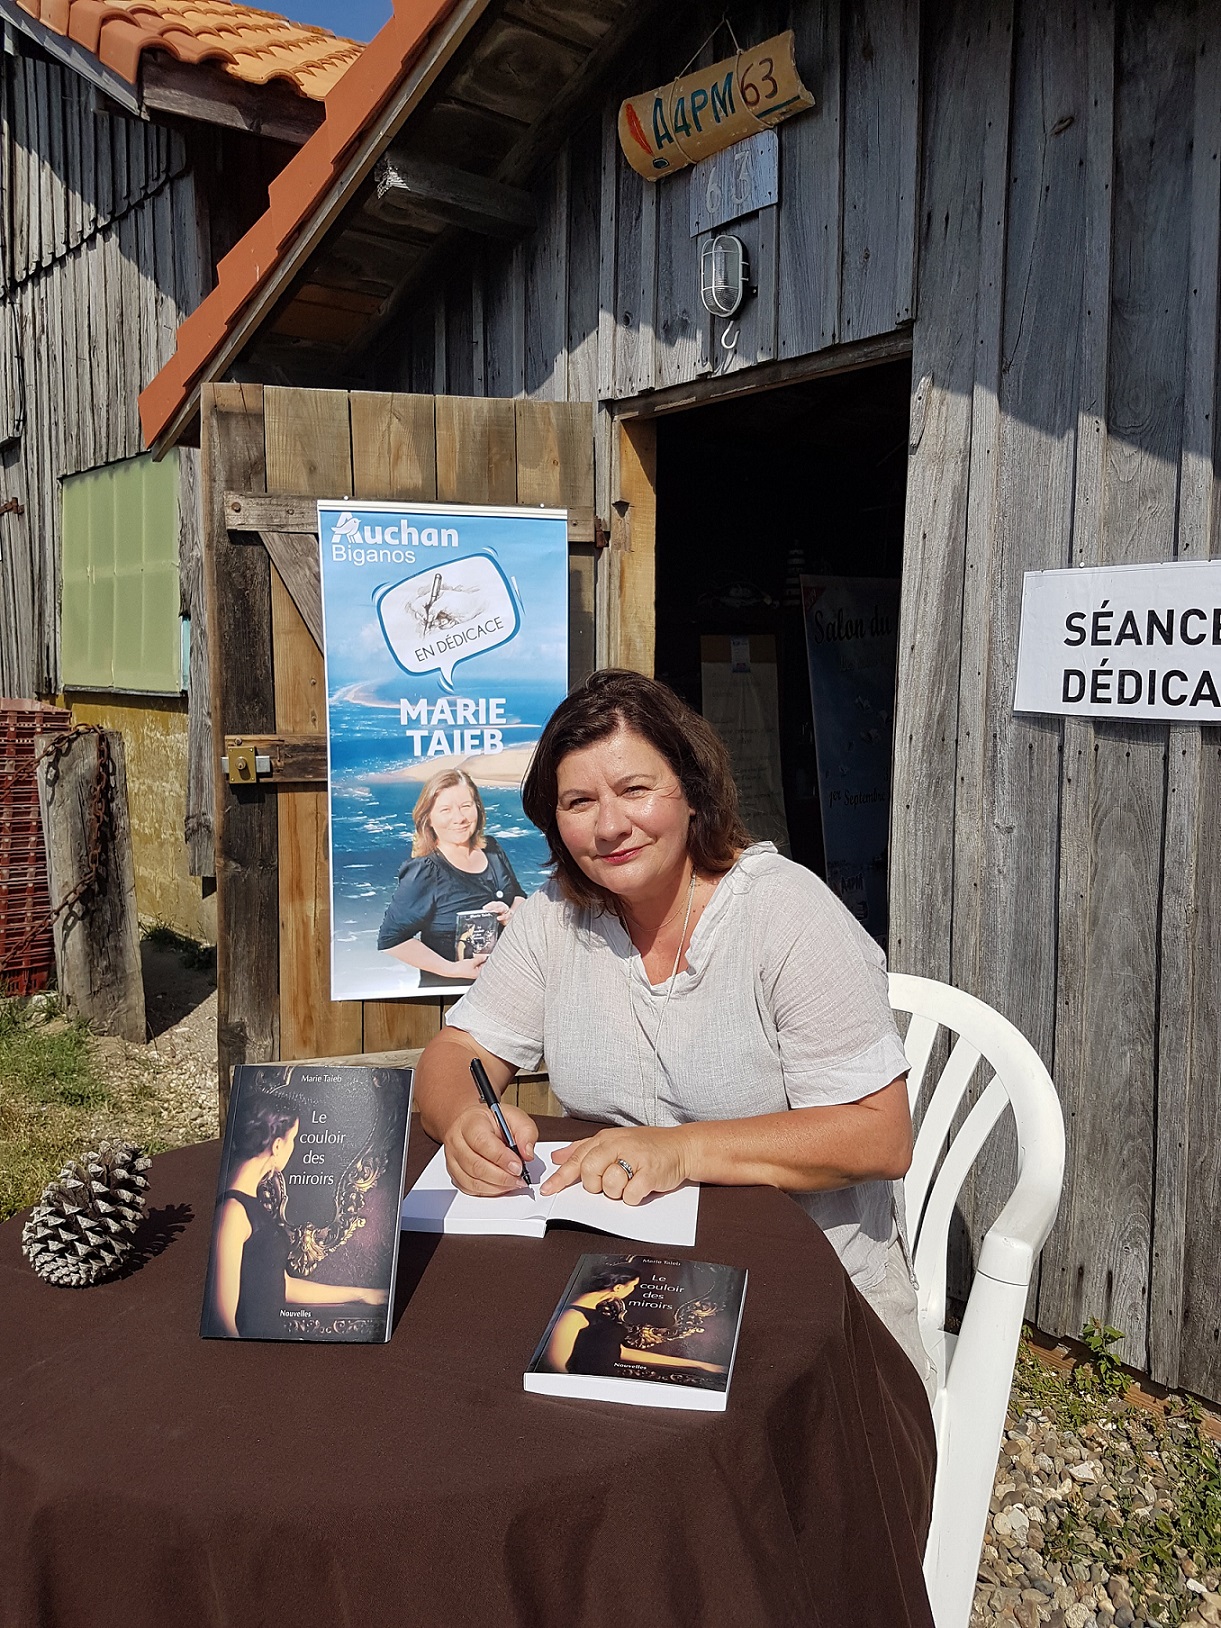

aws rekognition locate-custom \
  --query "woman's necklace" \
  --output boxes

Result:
[624,867,698,1118]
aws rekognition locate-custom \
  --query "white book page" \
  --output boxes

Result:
[400,1143,699,1246]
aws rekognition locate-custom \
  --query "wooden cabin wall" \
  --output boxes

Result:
[895,0,1221,1400]
[376,0,920,416]
[0,50,213,870]
[362,0,1221,1398]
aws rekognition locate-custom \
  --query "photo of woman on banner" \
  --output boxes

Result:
[377,768,526,987]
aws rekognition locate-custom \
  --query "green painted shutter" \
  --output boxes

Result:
[61,453,181,693]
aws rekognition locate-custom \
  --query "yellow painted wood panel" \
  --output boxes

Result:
[436,395,517,503]
[607,417,656,674]
[350,391,438,501]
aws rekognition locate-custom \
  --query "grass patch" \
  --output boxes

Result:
[1010,1328,1221,1624]
[0,997,112,1221]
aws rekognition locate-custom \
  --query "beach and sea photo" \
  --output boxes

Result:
[317,502,569,1000]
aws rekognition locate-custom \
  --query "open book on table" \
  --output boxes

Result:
[400,1143,699,1247]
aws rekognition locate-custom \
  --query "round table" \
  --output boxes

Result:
[0,1120,936,1628]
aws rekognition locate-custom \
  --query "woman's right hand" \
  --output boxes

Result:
[444,1102,539,1196]
[448,955,488,980]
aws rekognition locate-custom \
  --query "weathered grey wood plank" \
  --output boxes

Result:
[446,275,475,397]
[483,236,521,398]
[525,151,568,401]
[596,101,617,401]
[1041,0,1194,1369]
[612,110,656,398]
[1153,13,1221,1395]
[840,0,919,342]
[891,0,1013,987]
[778,0,842,354]
[47,63,67,262]
[1041,0,1114,1331]
[566,113,601,404]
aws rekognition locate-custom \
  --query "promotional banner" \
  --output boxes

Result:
[318,501,568,1001]
[1014,560,1221,721]
[801,576,900,944]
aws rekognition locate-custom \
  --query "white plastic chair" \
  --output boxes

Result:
[888,973,1066,1628]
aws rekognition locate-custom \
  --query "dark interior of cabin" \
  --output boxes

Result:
[654,357,911,939]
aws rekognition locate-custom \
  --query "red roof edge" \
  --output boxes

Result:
[139,0,459,452]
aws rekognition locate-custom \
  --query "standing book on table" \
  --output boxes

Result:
[525,1253,748,1411]
[201,1063,412,1343]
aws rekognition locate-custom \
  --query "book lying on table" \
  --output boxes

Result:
[524,1252,748,1411]
[201,1062,413,1343]
[400,1143,699,1247]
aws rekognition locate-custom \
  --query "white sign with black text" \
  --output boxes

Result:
[1014,560,1221,721]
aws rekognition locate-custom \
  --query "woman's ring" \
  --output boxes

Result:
[615,1157,635,1181]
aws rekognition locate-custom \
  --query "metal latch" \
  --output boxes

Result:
[222,744,271,783]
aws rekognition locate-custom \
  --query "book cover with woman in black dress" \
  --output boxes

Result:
[201,1064,412,1342]
[525,1254,748,1411]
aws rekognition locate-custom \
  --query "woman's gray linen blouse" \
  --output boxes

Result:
[445,843,911,1292]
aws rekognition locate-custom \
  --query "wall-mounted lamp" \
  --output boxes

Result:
[700,233,750,319]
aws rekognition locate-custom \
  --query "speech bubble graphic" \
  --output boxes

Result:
[375,551,520,691]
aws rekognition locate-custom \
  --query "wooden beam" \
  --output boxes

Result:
[259,530,322,651]
[227,491,320,532]
[225,488,594,542]
[141,57,323,146]
[223,733,327,783]
[370,148,536,239]
[606,417,655,675]
[613,330,915,419]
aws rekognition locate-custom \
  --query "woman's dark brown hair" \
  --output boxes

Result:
[521,669,751,909]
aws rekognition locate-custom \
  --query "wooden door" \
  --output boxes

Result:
[201,386,597,1111]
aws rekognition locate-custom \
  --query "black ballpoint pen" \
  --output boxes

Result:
[470,1057,534,1192]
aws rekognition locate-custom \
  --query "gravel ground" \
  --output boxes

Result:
[972,1346,1221,1628]
[83,941,221,1152]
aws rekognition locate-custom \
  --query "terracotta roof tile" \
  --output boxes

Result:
[139,0,459,451]
[19,0,362,99]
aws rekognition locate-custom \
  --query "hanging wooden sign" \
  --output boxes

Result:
[618,31,815,181]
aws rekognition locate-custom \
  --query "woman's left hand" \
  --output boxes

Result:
[540,1126,693,1205]
[483,900,513,925]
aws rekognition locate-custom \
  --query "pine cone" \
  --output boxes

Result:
[21,1141,151,1287]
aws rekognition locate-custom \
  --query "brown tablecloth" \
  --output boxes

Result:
[0,1120,935,1628]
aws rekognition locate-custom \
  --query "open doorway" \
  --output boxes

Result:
[652,358,911,946]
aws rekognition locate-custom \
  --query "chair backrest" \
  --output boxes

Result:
[888,973,1066,1628]
[891,972,1065,1359]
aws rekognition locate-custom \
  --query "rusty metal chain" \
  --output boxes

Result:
[0,725,114,981]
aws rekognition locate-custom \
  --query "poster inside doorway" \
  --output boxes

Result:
[318,501,568,1001]
[801,576,900,944]
[700,634,790,854]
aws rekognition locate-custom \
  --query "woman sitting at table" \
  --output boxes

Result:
[413,670,931,1391]
[377,768,527,987]
[204,1091,388,1339]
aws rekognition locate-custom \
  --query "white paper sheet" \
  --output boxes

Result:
[400,1142,700,1247]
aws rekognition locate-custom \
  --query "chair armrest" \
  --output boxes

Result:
[977,1171,1063,1286]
